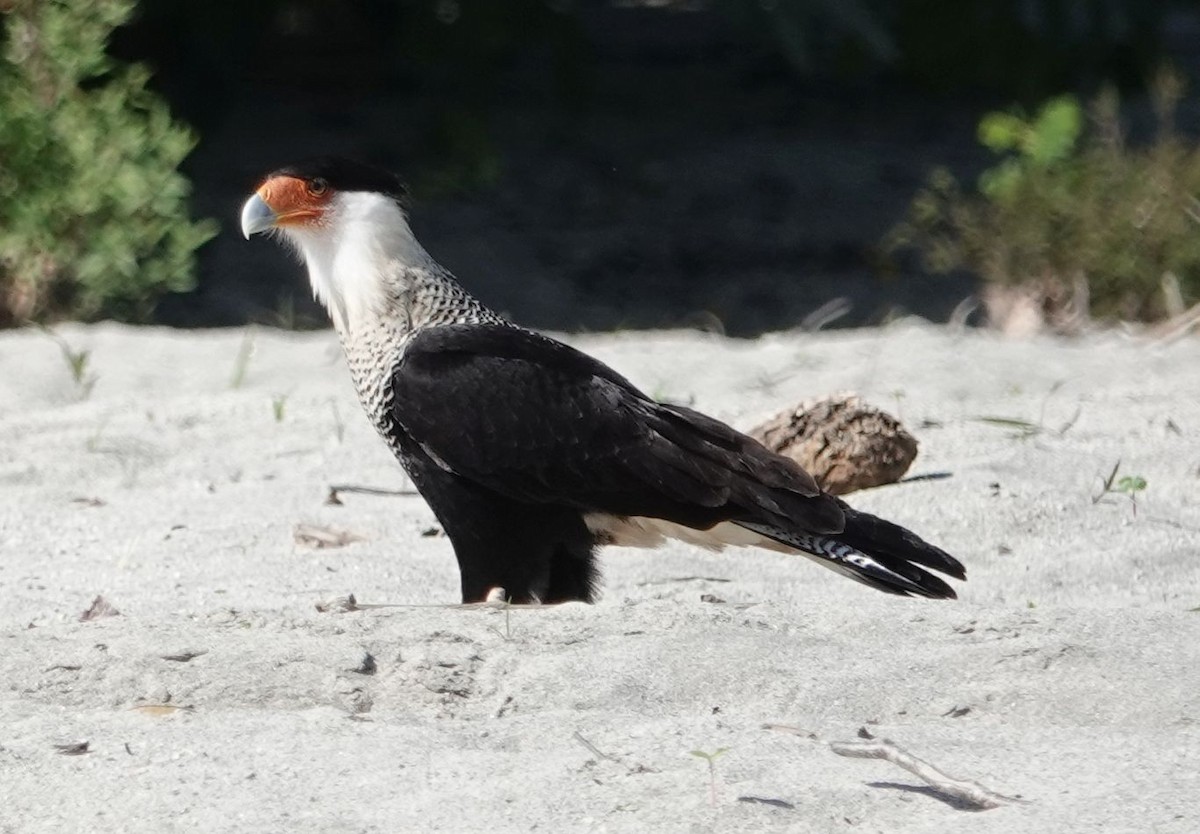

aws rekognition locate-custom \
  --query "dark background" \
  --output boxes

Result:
[110,0,1199,336]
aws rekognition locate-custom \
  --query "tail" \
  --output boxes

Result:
[739,505,965,599]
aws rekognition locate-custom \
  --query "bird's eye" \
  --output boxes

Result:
[308,178,328,196]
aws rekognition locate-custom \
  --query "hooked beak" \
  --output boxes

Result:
[240,193,277,239]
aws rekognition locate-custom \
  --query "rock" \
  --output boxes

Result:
[747,393,917,495]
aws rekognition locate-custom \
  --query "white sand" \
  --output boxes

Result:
[1,321,1198,833]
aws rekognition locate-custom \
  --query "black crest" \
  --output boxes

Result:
[270,156,408,200]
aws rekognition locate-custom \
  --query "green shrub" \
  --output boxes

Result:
[889,70,1200,326]
[0,0,216,325]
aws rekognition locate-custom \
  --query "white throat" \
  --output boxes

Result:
[283,191,436,330]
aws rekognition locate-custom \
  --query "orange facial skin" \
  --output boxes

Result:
[256,175,331,228]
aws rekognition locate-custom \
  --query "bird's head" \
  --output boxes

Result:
[240,156,407,241]
[241,157,425,324]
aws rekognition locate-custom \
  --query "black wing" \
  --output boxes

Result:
[390,324,845,535]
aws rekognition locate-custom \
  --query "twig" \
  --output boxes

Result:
[308,594,551,612]
[829,736,1024,810]
[326,484,419,505]
[971,415,1042,439]
[293,523,366,549]
[896,471,954,486]
[572,731,659,776]
[573,731,620,763]
[636,575,732,587]
[764,723,1023,810]
[1148,300,1200,344]
[948,295,980,331]
[762,723,818,740]
[1091,459,1122,504]
[800,297,852,331]
[1057,404,1082,435]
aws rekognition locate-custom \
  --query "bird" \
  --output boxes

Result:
[240,156,965,605]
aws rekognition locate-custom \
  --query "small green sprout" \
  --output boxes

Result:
[690,747,730,806]
[41,326,97,399]
[1092,460,1147,516]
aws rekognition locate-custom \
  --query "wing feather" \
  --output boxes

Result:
[390,325,844,533]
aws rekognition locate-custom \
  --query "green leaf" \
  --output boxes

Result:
[978,112,1027,154]
[1116,476,1147,494]
[1028,96,1082,166]
[978,159,1024,201]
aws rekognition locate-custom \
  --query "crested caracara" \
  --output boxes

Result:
[241,157,965,604]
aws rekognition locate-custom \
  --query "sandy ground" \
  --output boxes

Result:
[1,321,1198,833]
